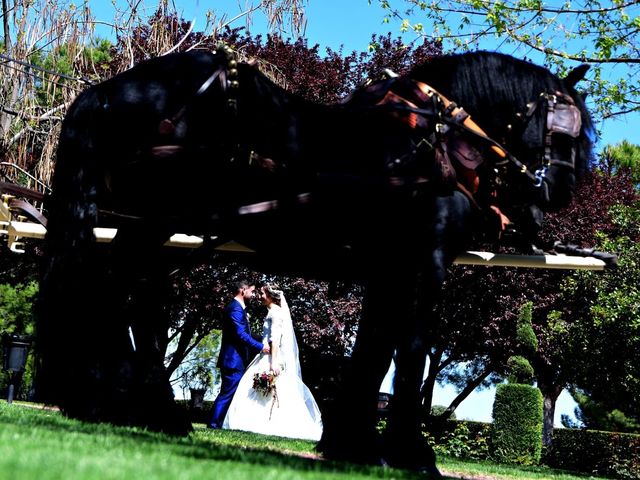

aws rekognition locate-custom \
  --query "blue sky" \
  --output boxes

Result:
[91,0,638,154]
[92,1,637,425]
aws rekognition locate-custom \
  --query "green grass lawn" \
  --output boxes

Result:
[0,402,609,480]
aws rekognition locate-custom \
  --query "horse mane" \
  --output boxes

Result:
[408,51,594,177]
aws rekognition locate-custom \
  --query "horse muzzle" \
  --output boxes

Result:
[537,167,575,212]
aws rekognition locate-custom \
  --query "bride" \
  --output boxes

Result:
[222,283,323,441]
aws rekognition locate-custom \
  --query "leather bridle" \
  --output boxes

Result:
[516,91,583,186]
[370,77,583,202]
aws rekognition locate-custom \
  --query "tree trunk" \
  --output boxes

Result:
[441,363,493,420]
[538,381,563,447]
[420,350,443,411]
[2,0,9,53]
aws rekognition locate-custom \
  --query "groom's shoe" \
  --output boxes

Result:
[207,423,221,429]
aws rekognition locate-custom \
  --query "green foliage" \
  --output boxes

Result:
[602,141,640,185]
[425,420,491,460]
[506,356,534,385]
[0,281,38,335]
[516,302,538,357]
[430,404,457,420]
[0,281,37,400]
[171,329,221,398]
[545,428,640,479]
[490,383,543,465]
[376,1,639,119]
[28,46,76,105]
[559,197,640,425]
[425,417,640,478]
[83,38,113,66]
[571,390,640,434]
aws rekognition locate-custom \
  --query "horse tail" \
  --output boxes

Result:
[35,86,108,413]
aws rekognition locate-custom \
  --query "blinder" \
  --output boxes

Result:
[547,94,581,139]
[523,91,582,185]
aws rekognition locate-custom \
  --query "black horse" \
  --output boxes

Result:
[36,47,592,471]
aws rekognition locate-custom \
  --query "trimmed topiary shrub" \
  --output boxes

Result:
[490,383,543,465]
[506,356,534,385]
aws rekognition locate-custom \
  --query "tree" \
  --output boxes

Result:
[569,389,640,433]
[0,280,37,399]
[0,0,101,185]
[601,140,640,184]
[373,0,640,120]
[559,197,640,430]
[540,142,640,432]
[489,305,543,465]
[171,329,221,400]
[419,153,639,443]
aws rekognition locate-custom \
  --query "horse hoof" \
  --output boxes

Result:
[317,436,383,466]
[381,456,443,477]
[418,465,444,478]
[381,443,441,476]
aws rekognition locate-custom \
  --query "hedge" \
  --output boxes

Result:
[545,427,640,479]
[176,399,214,425]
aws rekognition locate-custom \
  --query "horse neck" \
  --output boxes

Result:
[410,52,557,138]
[238,72,369,171]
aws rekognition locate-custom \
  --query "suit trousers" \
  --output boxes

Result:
[209,367,244,428]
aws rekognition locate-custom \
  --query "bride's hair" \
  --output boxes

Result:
[262,283,283,306]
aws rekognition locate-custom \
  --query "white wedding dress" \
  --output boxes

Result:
[222,295,323,441]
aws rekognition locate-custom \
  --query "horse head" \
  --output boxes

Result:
[350,52,594,242]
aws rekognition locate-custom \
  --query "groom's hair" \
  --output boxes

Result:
[232,279,253,295]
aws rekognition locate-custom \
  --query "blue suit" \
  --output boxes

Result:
[209,299,263,428]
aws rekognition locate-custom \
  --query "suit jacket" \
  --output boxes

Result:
[217,299,264,371]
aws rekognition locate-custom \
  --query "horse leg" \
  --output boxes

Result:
[381,269,439,474]
[383,192,473,474]
[317,269,402,464]
[109,227,192,435]
[36,240,137,423]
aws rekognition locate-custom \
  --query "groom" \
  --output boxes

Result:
[209,279,270,429]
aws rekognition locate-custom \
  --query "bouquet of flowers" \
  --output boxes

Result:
[252,371,277,396]
[252,370,279,418]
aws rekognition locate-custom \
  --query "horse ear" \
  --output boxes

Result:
[564,64,590,88]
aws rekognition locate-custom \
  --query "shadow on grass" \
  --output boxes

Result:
[0,402,433,479]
